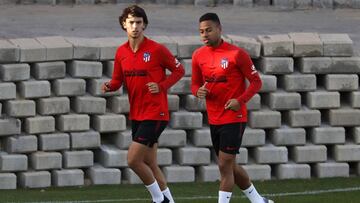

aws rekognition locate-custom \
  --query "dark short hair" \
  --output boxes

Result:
[119,5,148,31]
[199,13,221,25]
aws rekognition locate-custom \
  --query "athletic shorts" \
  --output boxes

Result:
[210,122,247,155]
[131,120,168,147]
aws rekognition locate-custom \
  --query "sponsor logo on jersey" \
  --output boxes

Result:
[220,58,229,69]
[175,58,181,68]
[143,52,151,62]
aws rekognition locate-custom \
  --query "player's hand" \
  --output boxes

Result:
[197,82,209,99]
[224,99,241,111]
[101,82,110,93]
[146,82,160,94]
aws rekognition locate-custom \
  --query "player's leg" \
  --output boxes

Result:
[218,151,236,203]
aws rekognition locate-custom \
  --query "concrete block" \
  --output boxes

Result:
[313,0,333,8]
[170,36,202,59]
[95,145,128,167]
[63,150,94,169]
[4,100,36,117]
[264,91,301,110]
[320,34,353,56]
[294,0,312,8]
[57,114,90,132]
[257,34,293,57]
[56,0,75,4]
[233,0,253,7]
[333,0,353,8]
[327,109,360,126]
[25,116,55,134]
[9,38,46,62]
[168,94,180,112]
[19,171,51,188]
[163,166,195,183]
[273,0,295,9]
[36,36,73,61]
[37,97,70,115]
[157,148,172,166]
[242,164,271,180]
[92,37,127,60]
[112,130,131,149]
[170,111,203,129]
[305,91,340,109]
[258,74,277,93]
[0,63,30,82]
[29,152,62,170]
[92,114,126,133]
[65,37,100,60]
[104,61,114,78]
[39,133,70,151]
[248,110,281,129]
[184,94,206,111]
[194,0,215,6]
[72,96,106,114]
[269,127,306,146]
[350,91,360,108]
[68,60,103,78]
[254,145,288,164]
[197,165,220,182]
[297,57,332,73]
[259,57,294,74]
[275,164,311,179]
[352,127,360,144]
[107,96,130,114]
[310,127,345,145]
[122,168,142,184]
[52,78,86,96]
[88,78,122,97]
[86,165,121,185]
[0,119,21,136]
[227,35,261,58]
[174,147,210,165]
[334,145,360,162]
[70,131,101,150]
[0,173,16,189]
[236,148,248,164]
[177,59,191,76]
[291,145,327,163]
[189,128,212,147]
[314,162,349,178]
[247,94,261,110]
[279,74,316,92]
[159,129,187,148]
[75,0,95,4]
[32,62,66,80]
[35,0,56,4]
[289,33,323,57]
[52,169,84,187]
[0,39,19,63]
[286,109,321,127]
[4,135,37,153]
[0,153,28,172]
[324,74,358,91]
[18,80,51,99]
[168,77,191,95]
[0,82,16,100]
[149,35,178,56]
[242,128,266,147]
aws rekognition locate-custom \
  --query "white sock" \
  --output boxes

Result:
[162,187,175,203]
[218,191,232,203]
[145,181,164,203]
[242,184,264,203]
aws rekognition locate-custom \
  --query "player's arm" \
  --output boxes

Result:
[191,52,208,99]
[102,49,124,93]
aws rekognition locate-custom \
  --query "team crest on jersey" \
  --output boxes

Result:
[220,58,229,69]
[143,52,151,62]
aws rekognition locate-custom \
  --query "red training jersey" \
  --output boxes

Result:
[191,40,262,125]
[108,37,185,121]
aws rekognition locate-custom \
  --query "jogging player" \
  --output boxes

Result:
[102,5,184,203]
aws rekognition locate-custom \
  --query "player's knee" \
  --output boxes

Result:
[127,156,141,169]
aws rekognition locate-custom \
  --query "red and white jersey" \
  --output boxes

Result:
[108,37,185,121]
[191,40,262,125]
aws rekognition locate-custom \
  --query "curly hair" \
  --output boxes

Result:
[119,5,148,31]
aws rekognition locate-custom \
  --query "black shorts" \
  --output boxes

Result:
[210,122,246,155]
[131,120,168,147]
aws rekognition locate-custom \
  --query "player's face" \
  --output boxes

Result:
[199,20,221,47]
[123,15,145,39]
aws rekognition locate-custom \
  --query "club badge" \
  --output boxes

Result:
[143,52,151,62]
[221,58,229,69]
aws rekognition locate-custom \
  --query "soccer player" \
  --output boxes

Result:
[102,5,184,203]
[191,13,274,203]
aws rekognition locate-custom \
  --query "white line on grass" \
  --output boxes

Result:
[7,186,360,203]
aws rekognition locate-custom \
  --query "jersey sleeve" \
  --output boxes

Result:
[235,50,262,104]
[191,50,204,97]
[108,48,124,91]
[158,45,185,91]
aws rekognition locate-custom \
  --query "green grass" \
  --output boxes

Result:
[1,177,360,203]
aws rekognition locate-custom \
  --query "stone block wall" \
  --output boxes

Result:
[0,33,359,189]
